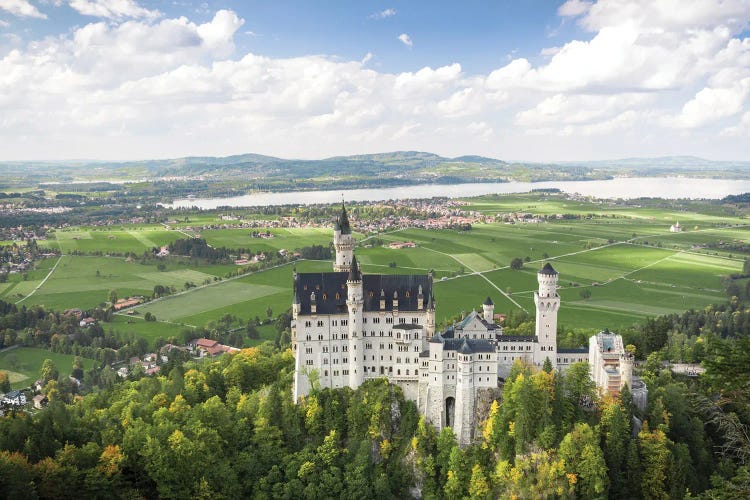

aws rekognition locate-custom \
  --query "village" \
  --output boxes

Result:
[0,336,241,414]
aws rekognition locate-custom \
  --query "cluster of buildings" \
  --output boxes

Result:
[293,204,647,445]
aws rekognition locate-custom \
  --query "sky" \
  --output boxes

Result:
[1,0,750,162]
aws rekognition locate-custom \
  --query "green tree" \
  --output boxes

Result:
[41,359,59,385]
[510,258,524,270]
[108,290,118,304]
[559,422,609,498]
[638,423,673,500]
[600,399,630,497]
[468,463,491,499]
[71,356,84,381]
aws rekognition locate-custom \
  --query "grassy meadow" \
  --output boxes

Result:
[3,193,747,347]
[0,347,97,390]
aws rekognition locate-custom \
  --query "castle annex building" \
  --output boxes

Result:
[292,204,626,445]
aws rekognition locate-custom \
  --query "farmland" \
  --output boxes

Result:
[0,347,97,390]
[1,193,747,347]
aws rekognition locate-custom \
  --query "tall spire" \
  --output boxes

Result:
[348,254,361,281]
[338,201,351,235]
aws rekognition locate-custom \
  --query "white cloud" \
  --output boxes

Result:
[0,0,46,18]
[68,0,159,20]
[369,8,395,20]
[558,0,592,17]
[674,80,750,128]
[721,110,750,136]
[2,2,750,161]
[398,33,412,48]
[0,18,9,26]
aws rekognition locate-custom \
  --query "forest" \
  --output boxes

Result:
[0,296,748,498]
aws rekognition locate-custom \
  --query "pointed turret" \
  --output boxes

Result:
[348,255,361,282]
[338,202,351,235]
[482,296,494,322]
[539,262,558,276]
[333,201,354,272]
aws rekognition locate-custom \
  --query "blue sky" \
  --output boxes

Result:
[1,1,749,161]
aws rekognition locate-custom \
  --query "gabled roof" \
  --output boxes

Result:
[539,263,558,276]
[430,333,495,353]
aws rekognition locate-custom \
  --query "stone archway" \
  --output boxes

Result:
[445,397,456,428]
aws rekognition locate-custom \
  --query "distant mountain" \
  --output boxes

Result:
[560,155,750,170]
[2,152,750,190]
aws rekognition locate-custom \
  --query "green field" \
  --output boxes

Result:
[6,194,749,344]
[0,347,97,389]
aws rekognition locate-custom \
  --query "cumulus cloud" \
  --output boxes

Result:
[398,33,412,48]
[68,0,160,20]
[0,0,46,18]
[2,1,750,161]
[369,8,395,20]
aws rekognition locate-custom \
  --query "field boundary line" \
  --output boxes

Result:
[421,246,528,312]
[114,260,302,316]
[15,236,65,305]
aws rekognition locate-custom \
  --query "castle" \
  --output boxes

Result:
[292,204,631,445]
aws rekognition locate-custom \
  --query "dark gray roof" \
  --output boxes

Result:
[539,263,558,276]
[296,272,349,315]
[392,323,423,330]
[431,335,494,353]
[337,202,352,235]
[496,335,537,342]
[483,296,494,306]
[295,271,433,315]
[452,338,495,354]
[419,350,430,358]
[558,348,588,354]
[348,255,361,281]
[362,273,433,312]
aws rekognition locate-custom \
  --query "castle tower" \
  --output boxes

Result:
[453,340,476,445]
[346,255,364,388]
[333,202,354,272]
[292,268,300,351]
[534,263,559,369]
[482,296,494,322]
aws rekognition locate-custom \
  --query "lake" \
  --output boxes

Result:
[167,177,750,209]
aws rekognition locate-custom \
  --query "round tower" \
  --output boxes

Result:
[333,202,354,272]
[346,256,364,388]
[534,263,560,370]
[482,296,494,322]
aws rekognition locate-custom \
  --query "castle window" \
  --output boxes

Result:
[336,293,340,300]
[324,370,328,376]
[406,369,409,375]
[303,285,308,291]
[322,293,327,300]
[316,285,320,290]
[369,291,374,297]
[405,291,410,298]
